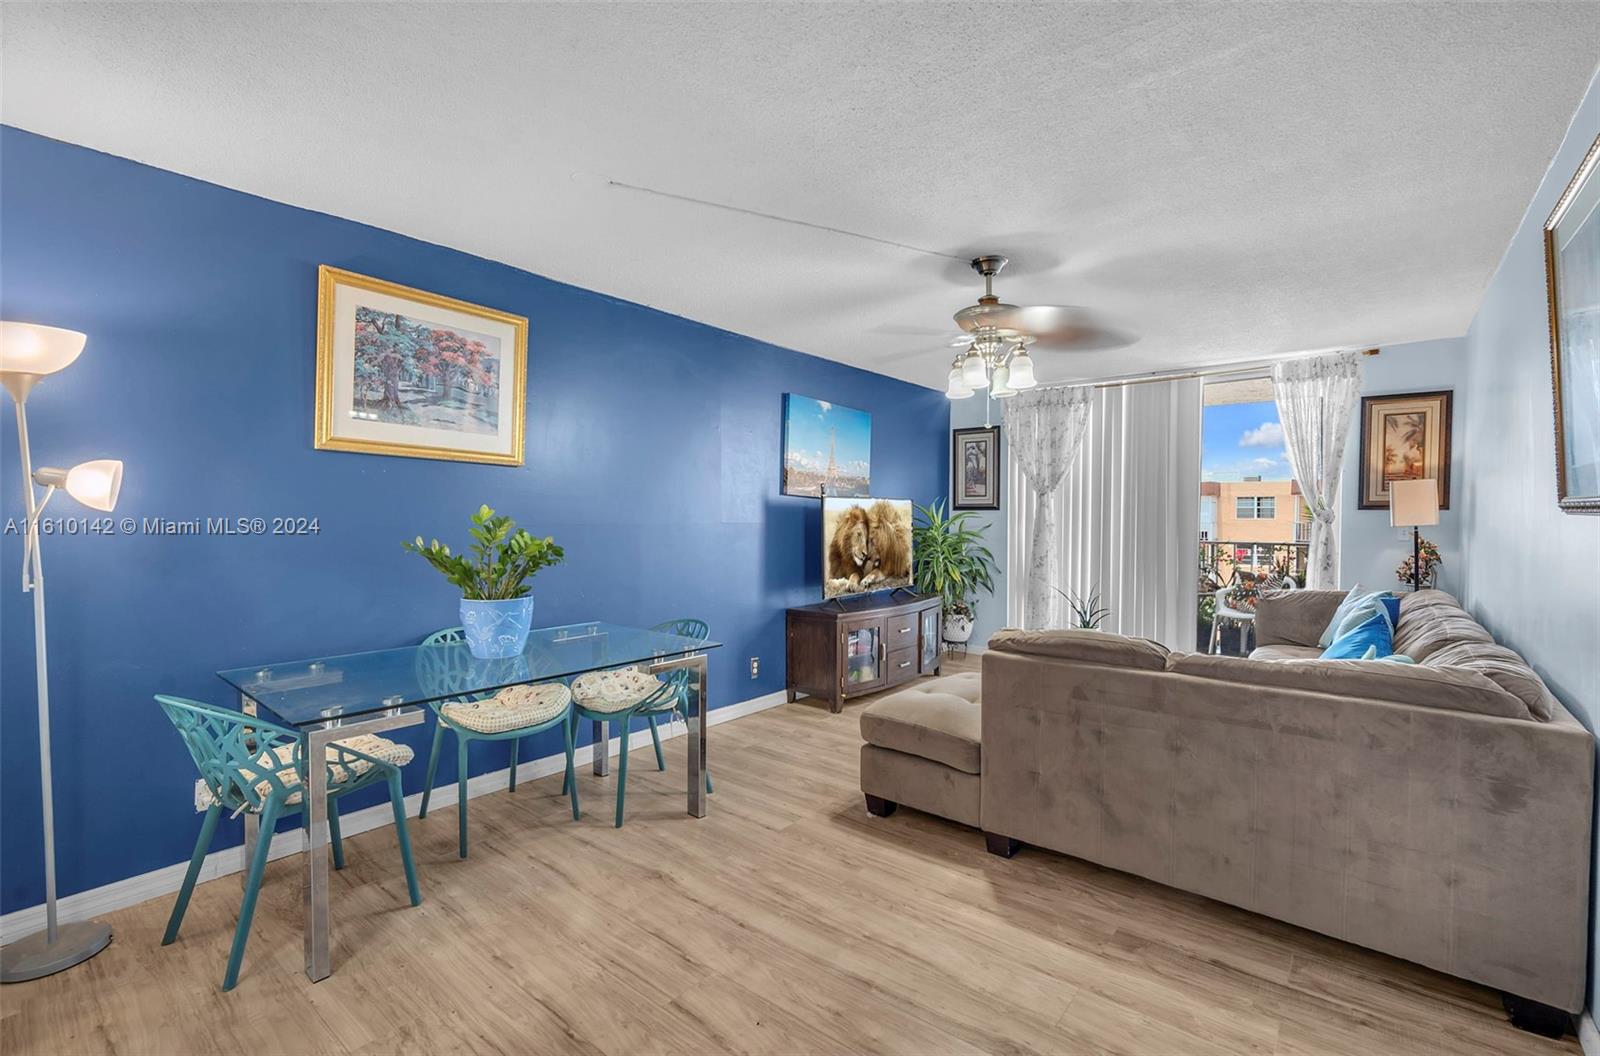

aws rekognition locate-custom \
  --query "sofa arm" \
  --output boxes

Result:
[1253,588,1344,646]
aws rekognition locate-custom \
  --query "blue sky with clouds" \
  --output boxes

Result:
[1202,400,1291,482]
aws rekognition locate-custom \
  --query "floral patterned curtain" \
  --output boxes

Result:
[1006,385,1093,628]
[1271,352,1363,589]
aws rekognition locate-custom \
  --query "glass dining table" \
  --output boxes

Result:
[216,621,719,982]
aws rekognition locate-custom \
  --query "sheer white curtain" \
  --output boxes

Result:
[1007,378,1203,647]
[1271,352,1362,589]
[1006,385,1093,628]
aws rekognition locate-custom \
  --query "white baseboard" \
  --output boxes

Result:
[1580,1011,1598,1056]
[0,690,786,942]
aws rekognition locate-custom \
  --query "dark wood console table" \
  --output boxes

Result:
[785,592,942,712]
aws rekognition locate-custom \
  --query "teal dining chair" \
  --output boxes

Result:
[416,627,578,858]
[566,617,712,827]
[156,694,421,991]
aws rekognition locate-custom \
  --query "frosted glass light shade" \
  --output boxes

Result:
[68,460,123,511]
[1007,351,1037,389]
[1389,478,1439,528]
[36,460,124,511]
[0,322,86,377]
[990,363,1016,398]
[960,350,989,389]
[945,367,974,399]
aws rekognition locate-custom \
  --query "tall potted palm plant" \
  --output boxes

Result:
[912,500,998,645]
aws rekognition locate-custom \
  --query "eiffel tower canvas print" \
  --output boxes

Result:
[781,393,871,498]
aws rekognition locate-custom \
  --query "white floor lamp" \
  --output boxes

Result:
[0,321,124,982]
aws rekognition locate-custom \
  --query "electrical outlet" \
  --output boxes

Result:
[749,657,760,678]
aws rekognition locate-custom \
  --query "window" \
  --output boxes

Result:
[1234,496,1275,519]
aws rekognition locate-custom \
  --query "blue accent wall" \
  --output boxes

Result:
[0,126,948,913]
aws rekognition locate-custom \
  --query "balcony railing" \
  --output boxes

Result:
[1197,540,1309,655]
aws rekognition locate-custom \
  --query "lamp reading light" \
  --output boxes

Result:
[33,460,124,512]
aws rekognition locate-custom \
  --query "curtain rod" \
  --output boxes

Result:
[1033,348,1380,391]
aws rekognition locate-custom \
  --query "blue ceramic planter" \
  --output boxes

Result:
[459,596,535,659]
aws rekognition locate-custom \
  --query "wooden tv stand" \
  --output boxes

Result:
[785,592,942,713]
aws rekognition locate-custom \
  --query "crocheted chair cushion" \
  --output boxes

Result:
[441,682,572,733]
[571,668,669,714]
[199,734,414,809]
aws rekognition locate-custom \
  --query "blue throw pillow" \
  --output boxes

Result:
[1322,610,1394,660]
[1319,585,1401,646]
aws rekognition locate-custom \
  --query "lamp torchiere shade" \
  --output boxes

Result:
[0,322,86,377]
[1389,478,1441,528]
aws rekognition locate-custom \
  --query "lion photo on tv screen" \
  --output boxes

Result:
[825,499,912,596]
[826,504,872,589]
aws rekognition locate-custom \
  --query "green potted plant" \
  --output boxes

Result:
[1052,585,1110,629]
[911,500,997,646]
[404,504,565,658]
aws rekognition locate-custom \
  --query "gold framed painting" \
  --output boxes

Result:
[314,266,528,465]
[1544,132,1600,512]
[1357,390,1452,510]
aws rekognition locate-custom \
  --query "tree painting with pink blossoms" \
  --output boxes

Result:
[352,306,500,435]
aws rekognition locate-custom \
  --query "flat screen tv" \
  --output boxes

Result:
[822,496,914,599]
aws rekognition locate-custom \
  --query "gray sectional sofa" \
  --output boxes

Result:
[860,588,1594,1031]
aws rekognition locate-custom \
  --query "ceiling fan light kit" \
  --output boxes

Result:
[944,255,1041,400]
[940,254,1130,398]
[945,366,974,399]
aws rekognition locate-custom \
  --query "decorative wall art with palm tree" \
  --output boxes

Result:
[1357,390,1453,510]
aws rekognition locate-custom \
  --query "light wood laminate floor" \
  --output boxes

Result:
[1,655,1577,1055]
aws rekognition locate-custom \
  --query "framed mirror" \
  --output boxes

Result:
[1544,132,1600,512]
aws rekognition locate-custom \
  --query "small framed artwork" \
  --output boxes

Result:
[1357,390,1452,510]
[952,426,1001,510]
[1544,131,1600,512]
[315,265,528,465]
[781,393,871,497]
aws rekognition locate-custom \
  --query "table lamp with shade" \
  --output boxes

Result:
[1389,478,1439,592]
[0,321,124,982]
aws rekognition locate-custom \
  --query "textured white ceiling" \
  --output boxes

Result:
[4,3,1598,389]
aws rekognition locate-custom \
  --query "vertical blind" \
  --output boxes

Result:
[1006,378,1203,648]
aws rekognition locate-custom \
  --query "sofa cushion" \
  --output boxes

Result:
[1169,652,1532,720]
[1249,644,1323,662]
[859,672,982,774]
[1393,608,1494,662]
[1399,588,1461,616]
[1423,641,1558,722]
[988,628,1168,671]
[1253,589,1346,647]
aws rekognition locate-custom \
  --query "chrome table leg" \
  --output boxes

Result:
[240,692,258,890]
[592,720,608,775]
[648,653,708,818]
[299,705,423,982]
[302,724,335,981]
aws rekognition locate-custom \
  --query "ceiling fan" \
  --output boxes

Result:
[944,255,1133,399]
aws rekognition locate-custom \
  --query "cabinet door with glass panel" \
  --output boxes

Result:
[841,618,885,693]
[919,607,941,673]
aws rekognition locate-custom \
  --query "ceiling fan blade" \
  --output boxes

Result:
[988,305,1136,351]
